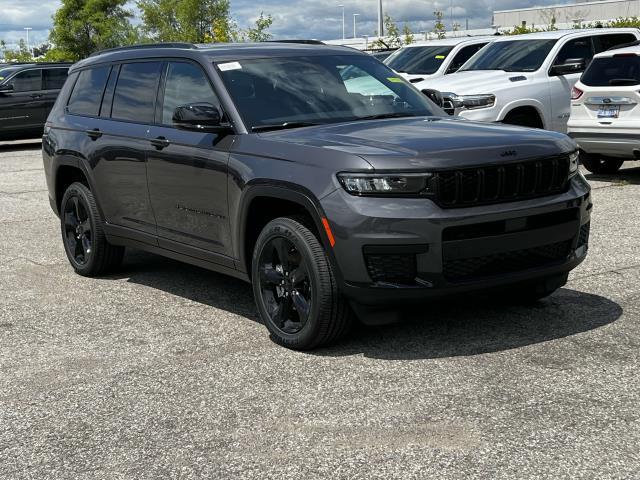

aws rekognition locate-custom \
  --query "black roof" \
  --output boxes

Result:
[72,42,363,71]
[0,62,72,67]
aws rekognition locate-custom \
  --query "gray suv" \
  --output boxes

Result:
[43,43,591,349]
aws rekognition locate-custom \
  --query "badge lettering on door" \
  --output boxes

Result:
[176,204,226,220]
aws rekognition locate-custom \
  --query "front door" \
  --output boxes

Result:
[146,60,234,260]
[0,69,45,135]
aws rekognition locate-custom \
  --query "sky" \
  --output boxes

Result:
[0,0,575,49]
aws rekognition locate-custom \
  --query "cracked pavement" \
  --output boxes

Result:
[1,139,639,479]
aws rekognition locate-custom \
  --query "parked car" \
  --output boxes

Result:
[423,29,640,132]
[568,43,640,173]
[385,37,493,85]
[369,49,397,62]
[0,62,70,140]
[43,43,590,350]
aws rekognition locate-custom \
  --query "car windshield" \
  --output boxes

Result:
[581,55,640,86]
[385,46,455,74]
[217,54,440,131]
[460,39,557,72]
[0,67,19,83]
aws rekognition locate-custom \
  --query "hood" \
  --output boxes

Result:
[397,72,436,84]
[420,70,530,94]
[260,117,575,171]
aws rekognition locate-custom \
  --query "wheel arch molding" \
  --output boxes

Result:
[52,154,102,218]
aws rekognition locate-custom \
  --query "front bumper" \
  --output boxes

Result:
[321,174,591,306]
[568,131,640,159]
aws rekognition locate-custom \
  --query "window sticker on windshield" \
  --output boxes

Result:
[218,62,242,71]
[387,77,403,83]
[0,77,4,81]
[435,55,446,60]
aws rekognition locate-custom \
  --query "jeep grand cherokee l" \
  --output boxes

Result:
[43,43,591,350]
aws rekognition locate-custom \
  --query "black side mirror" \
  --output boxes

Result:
[422,89,444,108]
[0,83,14,93]
[550,58,587,76]
[172,103,229,132]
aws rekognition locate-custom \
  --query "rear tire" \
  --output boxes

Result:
[580,153,624,174]
[251,216,351,350]
[60,182,124,276]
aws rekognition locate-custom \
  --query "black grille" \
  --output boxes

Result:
[443,240,573,282]
[433,156,570,208]
[365,253,417,284]
[577,222,590,248]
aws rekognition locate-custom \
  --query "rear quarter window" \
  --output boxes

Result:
[581,55,640,86]
[67,66,111,116]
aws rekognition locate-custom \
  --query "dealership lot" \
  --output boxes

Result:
[1,141,639,479]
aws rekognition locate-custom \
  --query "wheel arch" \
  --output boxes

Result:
[498,100,547,129]
[52,155,99,216]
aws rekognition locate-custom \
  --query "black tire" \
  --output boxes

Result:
[502,111,543,129]
[251,216,351,350]
[580,153,624,174]
[60,182,124,276]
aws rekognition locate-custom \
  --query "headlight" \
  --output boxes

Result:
[337,173,434,196]
[444,93,496,110]
[569,151,579,176]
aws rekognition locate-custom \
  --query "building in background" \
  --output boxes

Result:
[494,0,640,30]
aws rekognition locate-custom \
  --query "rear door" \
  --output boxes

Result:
[146,60,234,261]
[0,68,45,135]
[548,36,595,132]
[42,67,69,120]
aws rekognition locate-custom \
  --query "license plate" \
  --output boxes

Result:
[598,105,620,118]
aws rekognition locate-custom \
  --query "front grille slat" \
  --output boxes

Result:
[434,155,570,208]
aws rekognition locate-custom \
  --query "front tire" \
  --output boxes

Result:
[60,182,124,276]
[580,153,624,174]
[251,217,351,350]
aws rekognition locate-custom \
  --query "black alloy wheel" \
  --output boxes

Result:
[258,236,312,335]
[63,194,93,267]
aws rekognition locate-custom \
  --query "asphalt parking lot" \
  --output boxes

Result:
[1,139,639,479]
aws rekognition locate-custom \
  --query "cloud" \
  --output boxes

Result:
[0,0,578,49]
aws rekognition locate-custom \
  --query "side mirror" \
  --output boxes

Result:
[172,103,228,132]
[422,88,444,108]
[0,83,14,93]
[550,58,586,76]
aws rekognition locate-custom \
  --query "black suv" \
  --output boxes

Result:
[43,43,591,349]
[0,63,70,140]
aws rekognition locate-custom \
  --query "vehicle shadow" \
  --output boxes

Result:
[585,164,640,185]
[0,140,42,152]
[114,250,622,360]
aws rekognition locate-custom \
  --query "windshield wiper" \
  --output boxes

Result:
[251,121,321,132]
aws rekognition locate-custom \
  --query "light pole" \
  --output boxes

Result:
[338,5,345,41]
[353,13,360,39]
[23,27,32,53]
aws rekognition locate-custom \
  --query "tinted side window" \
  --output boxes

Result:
[598,34,637,53]
[11,70,42,92]
[161,62,219,125]
[67,66,110,116]
[111,62,162,123]
[448,43,487,73]
[582,56,640,87]
[43,68,69,90]
[554,37,594,66]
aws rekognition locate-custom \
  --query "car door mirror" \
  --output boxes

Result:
[550,58,587,76]
[421,89,444,108]
[0,83,14,94]
[172,103,229,132]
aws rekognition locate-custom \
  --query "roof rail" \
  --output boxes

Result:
[606,40,640,51]
[1,61,73,66]
[89,42,198,57]
[266,39,325,45]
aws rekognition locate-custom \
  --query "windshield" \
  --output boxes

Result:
[0,67,19,83]
[385,46,454,74]
[460,39,557,72]
[217,54,440,130]
[581,55,640,86]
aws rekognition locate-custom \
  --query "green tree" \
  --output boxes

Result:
[49,0,134,60]
[433,11,446,39]
[246,12,273,42]
[3,39,33,62]
[137,0,234,43]
[403,24,415,45]
[371,14,403,49]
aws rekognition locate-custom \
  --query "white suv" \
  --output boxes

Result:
[423,29,640,133]
[385,37,493,84]
[568,43,640,173]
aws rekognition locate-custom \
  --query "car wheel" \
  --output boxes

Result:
[60,182,124,276]
[252,216,352,350]
[580,153,624,174]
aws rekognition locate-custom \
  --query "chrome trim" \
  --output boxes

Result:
[585,96,637,106]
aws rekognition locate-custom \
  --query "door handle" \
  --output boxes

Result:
[86,128,102,140]
[30,94,43,99]
[150,136,170,150]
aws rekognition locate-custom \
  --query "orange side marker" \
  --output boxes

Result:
[321,217,336,247]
